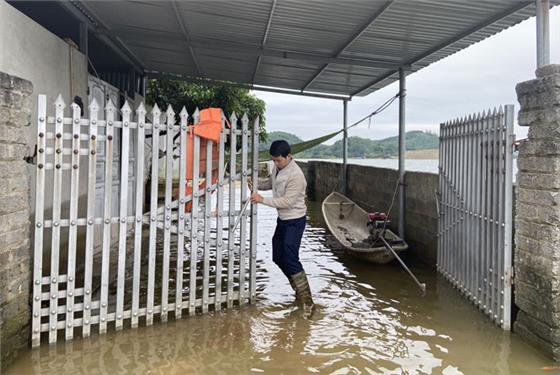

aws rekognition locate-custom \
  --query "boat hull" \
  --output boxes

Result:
[321,192,408,264]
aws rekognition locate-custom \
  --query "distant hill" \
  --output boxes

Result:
[261,130,439,159]
[260,131,304,151]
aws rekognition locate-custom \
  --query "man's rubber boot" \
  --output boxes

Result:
[288,277,300,303]
[290,271,315,319]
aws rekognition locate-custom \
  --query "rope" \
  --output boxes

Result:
[346,92,401,131]
[374,178,400,245]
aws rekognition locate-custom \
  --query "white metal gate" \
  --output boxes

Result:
[31,94,259,347]
[88,76,122,219]
[437,105,514,330]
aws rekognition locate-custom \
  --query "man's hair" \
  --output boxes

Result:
[269,140,291,157]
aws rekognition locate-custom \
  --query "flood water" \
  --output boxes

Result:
[6,194,552,375]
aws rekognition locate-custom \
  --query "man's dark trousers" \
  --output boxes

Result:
[272,216,306,277]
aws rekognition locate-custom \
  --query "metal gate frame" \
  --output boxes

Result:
[437,105,514,330]
[31,94,259,346]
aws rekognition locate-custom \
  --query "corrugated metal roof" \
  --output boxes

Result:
[75,0,557,97]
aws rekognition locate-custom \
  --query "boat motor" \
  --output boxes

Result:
[367,212,388,241]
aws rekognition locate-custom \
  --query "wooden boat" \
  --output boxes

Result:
[321,192,408,264]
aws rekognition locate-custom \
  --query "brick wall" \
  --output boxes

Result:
[0,72,32,369]
[514,65,560,360]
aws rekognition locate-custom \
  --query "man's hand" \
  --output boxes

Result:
[251,192,263,204]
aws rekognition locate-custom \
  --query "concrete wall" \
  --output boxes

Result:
[0,0,88,218]
[299,161,439,266]
[0,3,90,366]
[0,1,93,276]
[0,72,32,370]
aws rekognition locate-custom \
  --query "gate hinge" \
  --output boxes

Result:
[24,144,37,165]
[506,266,514,285]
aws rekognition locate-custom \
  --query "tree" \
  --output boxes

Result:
[146,79,267,142]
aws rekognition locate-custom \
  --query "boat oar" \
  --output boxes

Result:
[379,236,426,295]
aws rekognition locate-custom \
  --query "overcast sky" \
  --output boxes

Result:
[253,7,560,144]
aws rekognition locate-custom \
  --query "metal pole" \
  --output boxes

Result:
[32,95,47,347]
[536,0,550,68]
[380,236,426,294]
[398,67,406,239]
[239,114,249,304]
[342,99,348,195]
[503,105,515,330]
[189,110,201,316]
[227,112,237,308]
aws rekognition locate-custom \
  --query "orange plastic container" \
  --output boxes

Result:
[178,108,224,212]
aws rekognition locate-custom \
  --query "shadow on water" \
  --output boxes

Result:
[6,194,553,374]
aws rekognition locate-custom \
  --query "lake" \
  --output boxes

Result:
[298,158,519,179]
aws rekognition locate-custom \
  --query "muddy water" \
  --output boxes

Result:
[6,196,552,375]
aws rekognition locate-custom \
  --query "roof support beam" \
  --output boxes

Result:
[252,0,277,84]
[145,70,351,100]
[187,39,398,69]
[352,1,534,96]
[171,1,203,77]
[59,1,145,73]
[342,99,349,195]
[536,0,551,68]
[397,67,406,239]
[112,29,400,69]
[301,0,394,91]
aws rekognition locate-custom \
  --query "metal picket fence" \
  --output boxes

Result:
[437,105,514,330]
[31,94,259,347]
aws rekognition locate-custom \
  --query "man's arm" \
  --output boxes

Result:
[248,176,272,191]
[261,175,304,208]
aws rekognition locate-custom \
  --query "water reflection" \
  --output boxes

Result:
[6,195,551,374]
